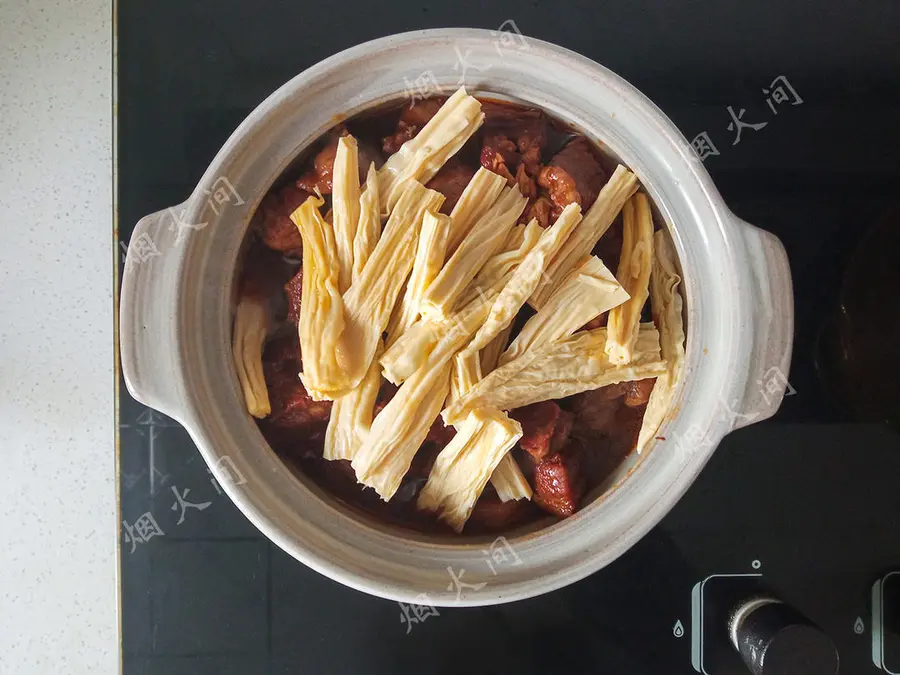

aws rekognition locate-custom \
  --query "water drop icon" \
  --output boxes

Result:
[673,619,684,638]
[854,616,864,634]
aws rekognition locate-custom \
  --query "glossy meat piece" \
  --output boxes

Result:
[482,100,548,175]
[516,123,546,176]
[522,195,552,228]
[316,457,358,482]
[581,404,646,488]
[593,219,623,271]
[518,133,544,176]
[537,164,578,216]
[533,441,586,517]
[624,379,656,407]
[263,334,302,373]
[283,268,303,326]
[569,384,627,438]
[425,160,476,214]
[240,244,292,300]
[482,100,543,124]
[404,97,446,126]
[538,137,608,217]
[604,403,645,459]
[265,369,332,432]
[256,183,311,256]
[480,134,518,184]
[514,163,537,200]
[382,98,445,154]
[297,137,340,194]
[297,129,378,195]
[261,336,331,432]
[511,401,573,460]
[467,490,536,531]
[383,125,417,155]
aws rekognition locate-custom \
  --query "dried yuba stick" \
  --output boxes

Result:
[465,203,582,354]
[445,325,665,424]
[605,192,654,364]
[290,196,350,400]
[420,186,528,321]
[352,164,381,281]
[385,211,450,349]
[530,165,639,308]
[446,167,507,253]
[636,229,686,455]
[341,181,444,388]
[500,256,629,366]
[377,88,484,213]
[331,136,361,292]
[232,295,271,418]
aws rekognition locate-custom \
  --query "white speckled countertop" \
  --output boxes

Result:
[0,1,117,673]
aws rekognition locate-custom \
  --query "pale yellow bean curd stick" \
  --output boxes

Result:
[605,192,654,365]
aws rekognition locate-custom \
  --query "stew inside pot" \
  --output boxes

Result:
[233,89,686,536]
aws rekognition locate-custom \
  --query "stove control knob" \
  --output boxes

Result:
[728,596,839,675]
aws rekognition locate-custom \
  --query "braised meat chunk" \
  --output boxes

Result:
[482,100,548,175]
[467,489,536,531]
[297,130,378,195]
[426,161,477,214]
[382,98,445,154]
[624,379,656,408]
[593,219,623,271]
[297,137,340,195]
[533,441,586,517]
[262,336,332,433]
[263,333,302,372]
[514,164,537,200]
[538,137,608,217]
[478,102,549,209]
[240,245,292,299]
[569,384,627,438]
[580,403,648,488]
[482,100,543,125]
[480,134,519,184]
[284,268,303,325]
[266,369,333,432]
[523,195,553,228]
[605,403,646,457]
[256,183,311,256]
[510,401,573,460]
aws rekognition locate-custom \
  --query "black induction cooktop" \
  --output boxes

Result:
[117,2,900,673]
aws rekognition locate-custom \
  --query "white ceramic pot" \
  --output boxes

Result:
[120,28,793,606]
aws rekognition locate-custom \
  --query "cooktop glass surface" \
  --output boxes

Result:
[117,2,900,673]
